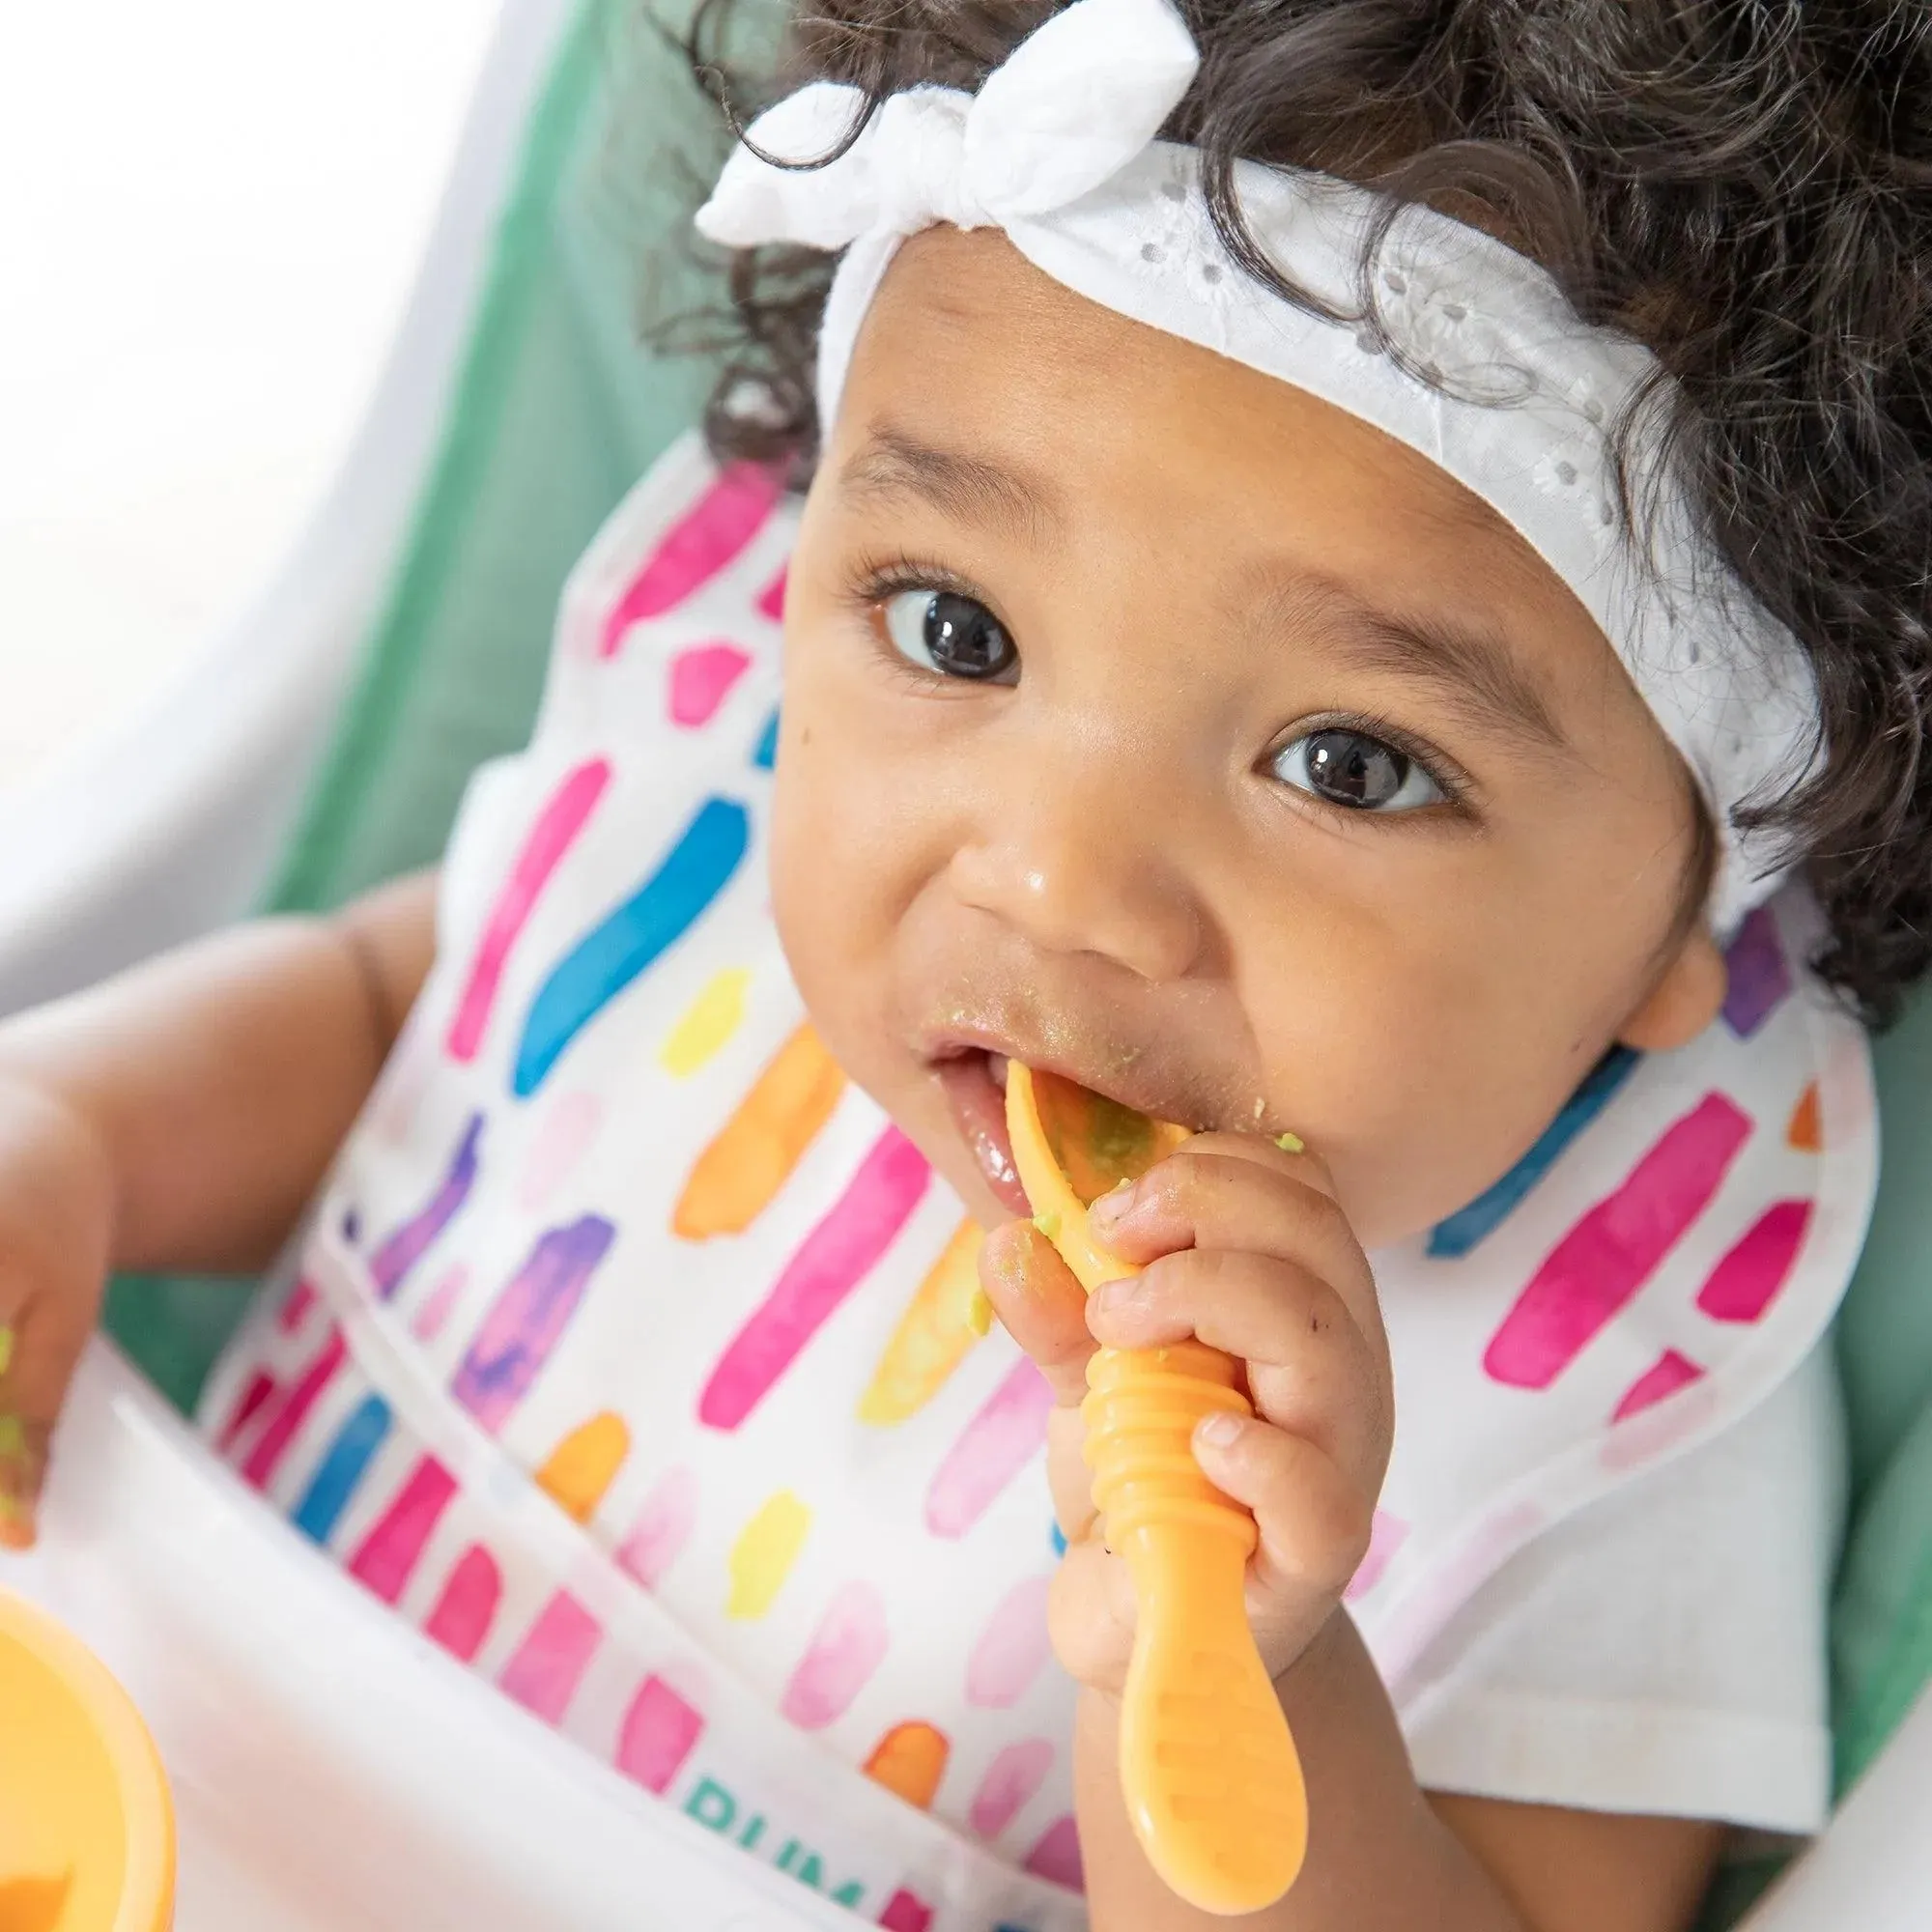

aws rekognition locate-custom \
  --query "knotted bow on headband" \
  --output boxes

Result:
[698,0,1820,934]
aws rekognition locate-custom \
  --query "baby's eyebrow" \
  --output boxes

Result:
[1258,574,1571,758]
[839,426,1062,545]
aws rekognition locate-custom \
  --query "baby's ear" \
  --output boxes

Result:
[1617,925,1727,1052]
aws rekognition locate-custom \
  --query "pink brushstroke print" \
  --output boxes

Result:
[241,1326,346,1490]
[925,1360,1056,1540]
[668,642,752,727]
[1696,1200,1812,1323]
[213,1371,277,1455]
[347,1457,459,1605]
[598,464,783,656]
[424,1545,501,1663]
[1613,1349,1705,1422]
[1024,1815,1085,1891]
[969,1739,1056,1839]
[411,1264,468,1342]
[614,1465,699,1590]
[1345,1510,1410,1603]
[966,1575,1053,1708]
[781,1580,891,1729]
[497,1590,602,1726]
[517,1090,605,1212]
[697,1127,930,1431]
[446,758,611,1063]
[1483,1094,1751,1389]
[617,1674,706,1794]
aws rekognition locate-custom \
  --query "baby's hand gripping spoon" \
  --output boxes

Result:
[1005,1065,1307,1915]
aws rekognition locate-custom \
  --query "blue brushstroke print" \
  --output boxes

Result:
[512,796,750,1097]
[292,1394,393,1545]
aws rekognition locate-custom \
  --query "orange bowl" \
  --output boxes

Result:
[0,1587,174,1932]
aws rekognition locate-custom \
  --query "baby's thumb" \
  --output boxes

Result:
[0,1276,97,1550]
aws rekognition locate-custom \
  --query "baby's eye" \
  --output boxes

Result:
[881,588,1017,682]
[1270,727,1445,812]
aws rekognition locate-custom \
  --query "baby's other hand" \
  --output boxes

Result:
[980,1133,1392,1694]
[0,1076,115,1548]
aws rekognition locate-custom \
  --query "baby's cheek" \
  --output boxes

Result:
[1264,957,1586,1251]
[770,768,859,1001]
[768,737,903,1079]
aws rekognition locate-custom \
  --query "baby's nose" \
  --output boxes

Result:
[946,764,1204,981]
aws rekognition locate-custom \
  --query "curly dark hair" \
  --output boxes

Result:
[673,0,1932,1023]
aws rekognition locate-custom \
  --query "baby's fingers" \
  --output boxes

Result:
[1088,1249,1388,1490]
[0,1270,97,1548]
[981,1221,1101,1537]
[0,1087,116,1550]
[1193,1412,1373,1619]
[1090,1140,1378,1328]
[979,1219,1094,1408]
[1048,1532,1138,1698]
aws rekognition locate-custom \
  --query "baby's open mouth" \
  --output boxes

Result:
[929,1042,1206,1219]
[933,1048,1029,1214]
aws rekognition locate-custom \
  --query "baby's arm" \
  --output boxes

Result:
[1074,1630,1721,1932]
[0,871,438,1540]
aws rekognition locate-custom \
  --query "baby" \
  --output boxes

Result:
[3,0,1929,1928]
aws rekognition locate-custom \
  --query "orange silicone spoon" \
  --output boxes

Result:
[1006,1065,1307,1915]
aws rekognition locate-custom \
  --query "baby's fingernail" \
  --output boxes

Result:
[1089,1277,1136,1319]
[966,1288,994,1336]
[1089,1180,1135,1230]
[1274,1131,1304,1154]
[1197,1410,1245,1450]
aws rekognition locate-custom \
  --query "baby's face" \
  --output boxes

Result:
[773,228,1724,1247]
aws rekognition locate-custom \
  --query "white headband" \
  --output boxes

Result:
[697,0,1819,933]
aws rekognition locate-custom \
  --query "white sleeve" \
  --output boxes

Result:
[1395,1345,1845,1834]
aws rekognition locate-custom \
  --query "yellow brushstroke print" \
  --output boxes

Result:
[856,1221,987,1425]
[727,1489,811,1619]
[660,967,753,1077]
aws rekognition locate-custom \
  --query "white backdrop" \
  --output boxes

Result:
[0,0,499,796]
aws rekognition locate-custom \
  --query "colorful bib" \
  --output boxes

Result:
[200,436,1877,1932]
